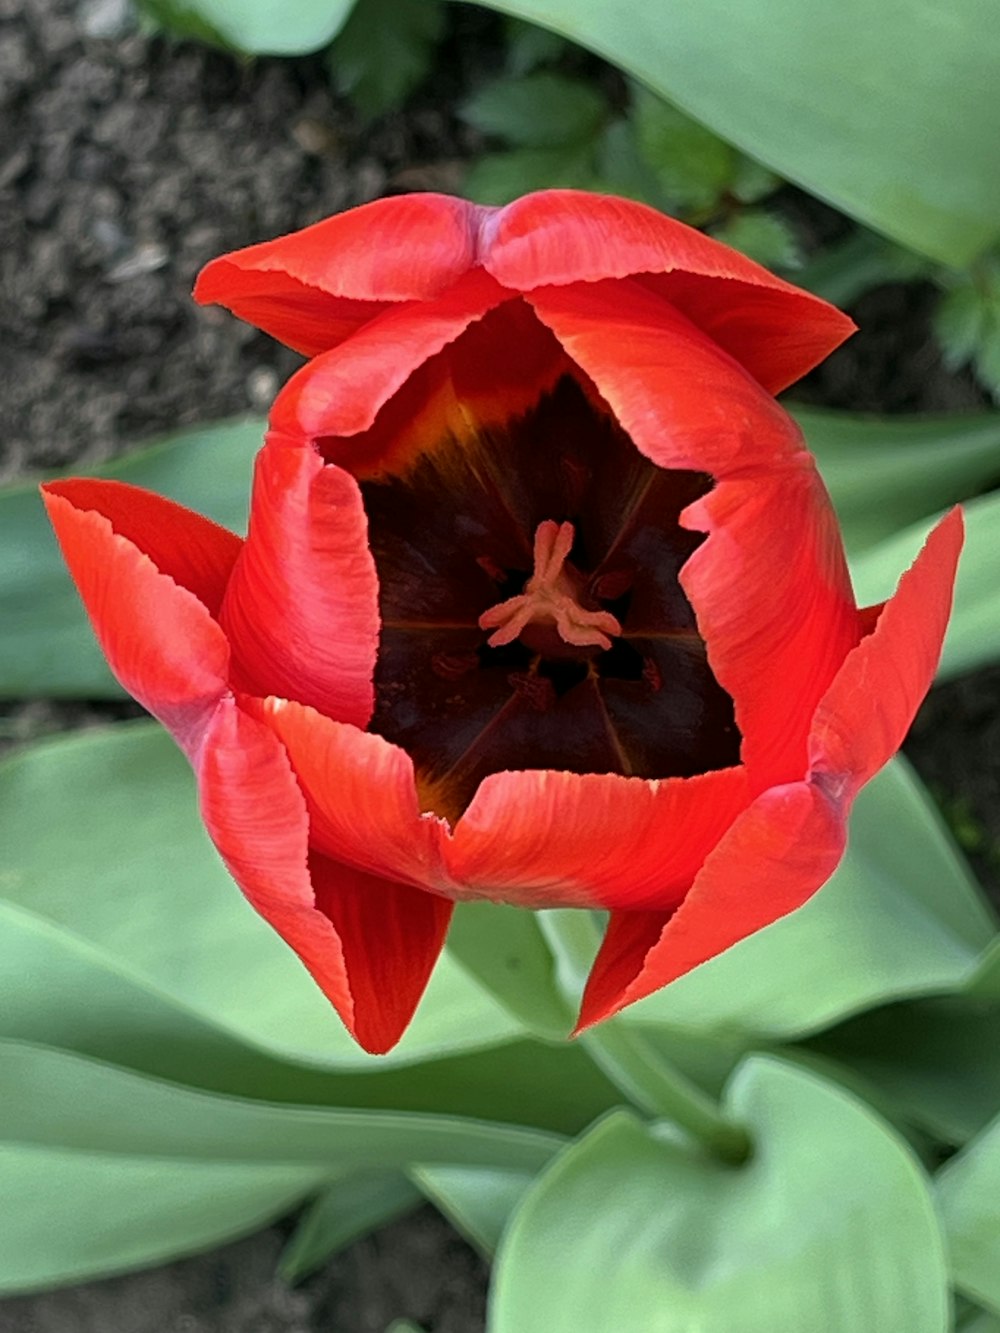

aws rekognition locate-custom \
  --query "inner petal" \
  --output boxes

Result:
[319,299,742,823]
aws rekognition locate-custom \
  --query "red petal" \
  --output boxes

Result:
[682,468,861,791]
[446,765,750,910]
[194,193,485,353]
[528,281,862,791]
[219,442,380,728]
[41,484,231,754]
[809,508,964,799]
[43,478,242,616]
[251,696,451,891]
[268,266,510,446]
[484,190,853,390]
[197,699,451,1054]
[577,779,845,1029]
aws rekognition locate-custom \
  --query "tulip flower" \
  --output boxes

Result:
[43,191,962,1054]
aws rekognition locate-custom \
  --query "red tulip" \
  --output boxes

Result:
[43,191,962,1054]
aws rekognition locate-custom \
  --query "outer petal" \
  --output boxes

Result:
[219,442,380,729]
[194,193,486,355]
[197,698,451,1054]
[578,779,845,1030]
[250,697,451,892]
[482,190,854,391]
[577,509,964,1031]
[809,508,964,800]
[528,280,862,791]
[446,766,750,910]
[41,482,234,755]
[268,266,510,450]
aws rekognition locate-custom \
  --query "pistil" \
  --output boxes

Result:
[479,520,622,652]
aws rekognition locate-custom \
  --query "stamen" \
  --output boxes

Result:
[479,520,622,651]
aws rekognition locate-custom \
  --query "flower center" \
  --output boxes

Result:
[343,357,741,825]
[479,519,622,656]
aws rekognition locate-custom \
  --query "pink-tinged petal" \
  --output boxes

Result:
[219,442,380,728]
[194,193,487,353]
[577,778,846,1030]
[197,698,451,1054]
[250,696,451,891]
[269,267,510,452]
[528,280,861,791]
[809,508,964,800]
[41,485,230,755]
[446,765,750,910]
[483,190,853,390]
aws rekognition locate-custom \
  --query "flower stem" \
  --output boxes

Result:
[540,909,751,1165]
[579,1020,750,1164]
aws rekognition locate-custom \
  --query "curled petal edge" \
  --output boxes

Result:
[577,508,964,1031]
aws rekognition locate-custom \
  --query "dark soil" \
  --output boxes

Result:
[1,0,998,1327]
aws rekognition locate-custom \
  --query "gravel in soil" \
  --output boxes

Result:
[1,0,998,1326]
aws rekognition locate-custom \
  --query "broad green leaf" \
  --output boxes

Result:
[934,260,1000,400]
[850,490,1000,680]
[412,1165,534,1256]
[0,1040,566,1172]
[329,0,445,119]
[138,0,355,54]
[0,1144,320,1294]
[0,723,524,1070]
[808,995,1000,1144]
[490,1058,949,1332]
[460,73,608,149]
[937,1111,1000,1313]
[0,416,263,698]
[278,1172,422,1282]
[447,901,571,1040]
[624,758,993,1039]
[792,406,1000,556]
[470,0,1000,264]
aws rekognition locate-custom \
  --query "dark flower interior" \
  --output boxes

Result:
[321,303,741,822]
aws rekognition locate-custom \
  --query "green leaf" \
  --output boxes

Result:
[0,724,628,1136]
[137,0,355,54]
[460,73,609,149]
[0,723,525,1071]
[808,995,1000,1144]
[134,0,233,48]
[463,144,598,206]
[937,1110,1000,1314]
[728,156,781,206]
[850,489,1000,680]
[794,228,932,308]
[0,1144,320,1294]
[623,757,993,1039]
[278,1172,422,1282]
[469,0,1000,264]
[504,16,567,75]
[791,406,1000,556]
[328,0,446,119]
[0,416,263,699]
[631,85,734,213]
[0,1039,566,1173]
[447,902,571,1040]
[936,284,993,371]
[711,210,802,270]
[411,1164,533,1255]
[490,1058,949,1332]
